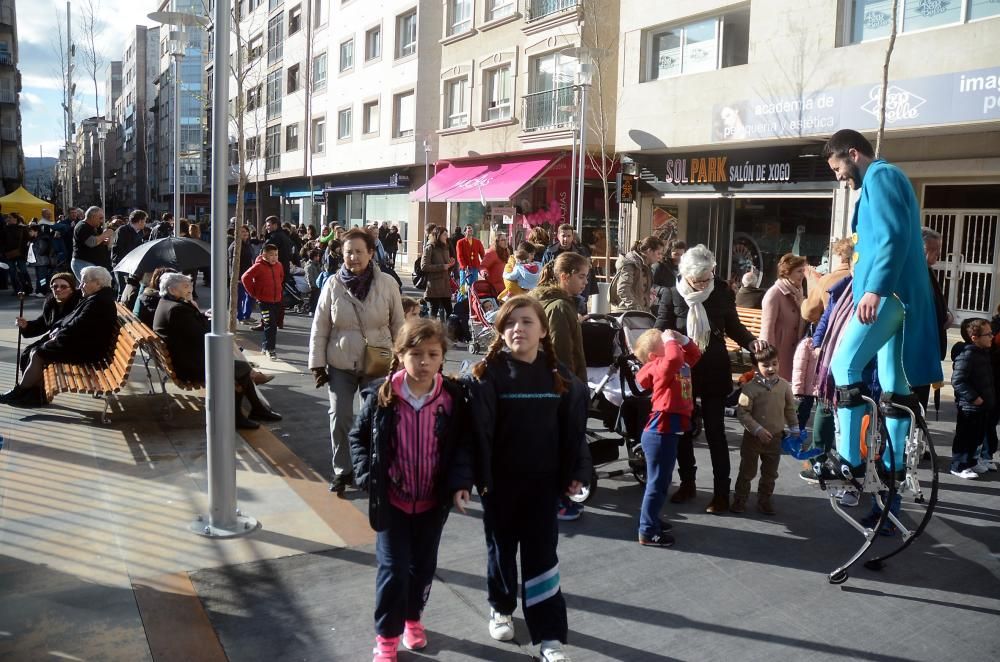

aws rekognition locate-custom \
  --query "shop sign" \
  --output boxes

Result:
[617,173,636,203]
[712,66,1000,142]
[663,156,792,185]
[389,173,410,188]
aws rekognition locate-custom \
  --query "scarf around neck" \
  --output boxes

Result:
[777,277,805,307]
[677,276,715,350]
[337,262,375,301]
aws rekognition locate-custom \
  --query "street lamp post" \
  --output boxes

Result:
[96,118,110,210]
[560,46,604,237]
[149,8,258,538]
[168,33,186,236]
[423,138,430,234]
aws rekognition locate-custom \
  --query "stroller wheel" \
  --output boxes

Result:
[570,469,598,504]
[631,466,647,485]
[468,342,477,354]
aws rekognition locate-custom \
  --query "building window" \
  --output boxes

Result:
[312,117,326,152]
[396,10,417,58]
[363,100,379,134]
[486,0,515,21]
[313,0,325,27]
[312,52,327,90]
[646,9,749,80]
[265,125,280,172]
[246,135,260,158]
[285,123,299,151]
[268,0,282,10]
[246,85,262,111]
[524,51,576,130]
[365,25,382,61]
[287,63,300,93]
[447,0,473,36]
[248,34,264,61]
[392,90,415,137]
[289,5,302,35]
[340,38,354,72]
[338,107,352,139]
[266,69,282,119]
[847,0,994,43]
[444,77,469,129]
[483,65,512,122]
[267,13,284,65]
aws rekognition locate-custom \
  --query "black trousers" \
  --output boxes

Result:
[675,395,731,495]
[428,297,452,323]
[374,505,448,637]
[483,478,567,645]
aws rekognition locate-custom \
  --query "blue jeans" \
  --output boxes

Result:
[70,258,96,283]
[458,267,478,300]
[831,296,909,471]
[237,283,255,321]
[638,429,679,537]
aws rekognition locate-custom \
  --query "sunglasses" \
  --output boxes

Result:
[51,283,71,291]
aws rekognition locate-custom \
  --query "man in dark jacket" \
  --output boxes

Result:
[1,213,33,294]
[149,212,175,240]
[542,224,598,307]
[264,216,294,280]
[734,270,766,309]
[111,210,148,294]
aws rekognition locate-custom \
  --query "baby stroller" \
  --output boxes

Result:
[283,278,307,314]
[467,279,500,354]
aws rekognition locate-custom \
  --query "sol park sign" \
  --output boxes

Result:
[664,156,792,185]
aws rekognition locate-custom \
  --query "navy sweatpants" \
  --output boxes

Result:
[374,504,449,637]
[483,478,567,645]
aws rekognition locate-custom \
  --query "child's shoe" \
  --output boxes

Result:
[540,640,572,661]
[638,531,675,547]
[950,467,978,479]
[730,496,747,513]
[488,609,514,641]
[973,458,990,474]
[402,620,427,650]
[372,635,398,662]
[757,495,776,516]
[838,488,860,507]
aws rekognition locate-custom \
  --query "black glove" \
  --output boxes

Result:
[312,367,329,388]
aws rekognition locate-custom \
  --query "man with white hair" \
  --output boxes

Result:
[71,206,114,281]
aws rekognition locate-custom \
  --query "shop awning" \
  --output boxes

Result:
[410,154,560,204]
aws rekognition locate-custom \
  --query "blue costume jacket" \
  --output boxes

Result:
[851,159,943,388]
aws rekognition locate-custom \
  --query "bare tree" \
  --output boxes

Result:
[78,0,104,116]
[874,0,899,158]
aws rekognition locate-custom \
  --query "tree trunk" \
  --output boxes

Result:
[874,0,898,158]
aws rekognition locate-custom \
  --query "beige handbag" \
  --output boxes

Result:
[351,300,392,379]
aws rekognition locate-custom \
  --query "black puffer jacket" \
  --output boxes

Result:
[655,277,756,397]
[952,343,995,412]
[348,376,472,531]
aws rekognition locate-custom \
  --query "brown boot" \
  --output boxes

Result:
[669,480,697,504]
[730,495,747,514]
[705,493,730,514]
[757,495,776,515]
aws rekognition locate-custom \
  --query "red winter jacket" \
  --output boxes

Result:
[636,336,702,425]
[241,256,285,303]
[456,237,484,269]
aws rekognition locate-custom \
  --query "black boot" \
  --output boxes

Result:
[10,386,45,408]
[235,391,259,430]
[0,385,26,404]
[238,375,282,421]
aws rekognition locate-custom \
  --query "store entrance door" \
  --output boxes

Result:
[924,209,1000,320]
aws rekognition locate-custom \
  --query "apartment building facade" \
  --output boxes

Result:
[104,61,123,211]
[412,0,620,262]
[0,0,23,195]
[73,116,103,205]
[616,0,1000,319]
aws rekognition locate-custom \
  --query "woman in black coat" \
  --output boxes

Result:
[1,266,119,407]
[15,271,82,371]
[655,245,763,514]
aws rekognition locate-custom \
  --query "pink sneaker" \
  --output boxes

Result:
[402,620,427,650]
[372,635,398,661]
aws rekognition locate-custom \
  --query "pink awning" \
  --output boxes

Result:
[410,153,561,203]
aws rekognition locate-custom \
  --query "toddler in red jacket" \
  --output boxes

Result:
[241,244,285,359]
[633,328,702,547]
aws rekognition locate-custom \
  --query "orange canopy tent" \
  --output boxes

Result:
[0,187,55,221]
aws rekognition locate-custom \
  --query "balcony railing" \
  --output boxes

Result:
[0,89,14,104]
[0,126,15,141]
[522,86,575,131]
[0,52,13,67]
[525,0,579,22]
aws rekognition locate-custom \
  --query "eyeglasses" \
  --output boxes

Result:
[974,332,994,338]
[51,283,71,291]
[691,275,714,285]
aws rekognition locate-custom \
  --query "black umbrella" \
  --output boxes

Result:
[113,237,211,275]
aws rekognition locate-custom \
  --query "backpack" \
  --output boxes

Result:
[411,257,427,289]
[608,266,625,306]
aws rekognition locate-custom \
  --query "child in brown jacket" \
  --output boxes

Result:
[733,343,798,515]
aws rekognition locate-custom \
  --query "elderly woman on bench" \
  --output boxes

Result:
[152,272,281,430]
[2,266,119,408]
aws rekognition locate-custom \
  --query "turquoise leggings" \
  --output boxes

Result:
[830,296,910,470]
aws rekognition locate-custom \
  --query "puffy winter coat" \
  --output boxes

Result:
[533,285,587,382]
[792,336,819,397]
[480,247,508,294]
[952,343,995,412]
[308,266,404,374]
[760,279,806,382]
[655,278,757,397]
[241,256,285,304]
[612,250,653,312]
[421,240,453,299]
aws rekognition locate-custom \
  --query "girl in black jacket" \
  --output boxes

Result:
[348,319,470,660]
[15,272,82,371]
[655,245,763,513]
[455,295,591,662]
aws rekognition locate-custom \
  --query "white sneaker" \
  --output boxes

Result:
[950,468,979,479]
[839,489,860,507]
[488,609,514,641]
[989,461,998,472]
[540,640,571,662]
[972,459,990,474]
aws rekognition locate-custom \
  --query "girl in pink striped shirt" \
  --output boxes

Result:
[349,318,472,662]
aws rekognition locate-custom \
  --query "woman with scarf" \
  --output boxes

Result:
[655,245,766,514]
[760,254,808,382]
[308,228,404,493]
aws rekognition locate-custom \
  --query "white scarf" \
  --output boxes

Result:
[677,276,715,349]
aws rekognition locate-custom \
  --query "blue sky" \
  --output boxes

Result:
[19,1,161,157]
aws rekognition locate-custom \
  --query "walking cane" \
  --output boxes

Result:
[14,291,25,386]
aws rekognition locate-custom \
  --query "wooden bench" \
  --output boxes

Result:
[725,306,763,374]
[41,305,146,424]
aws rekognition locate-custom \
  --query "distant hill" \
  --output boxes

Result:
[23,156,58,199]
